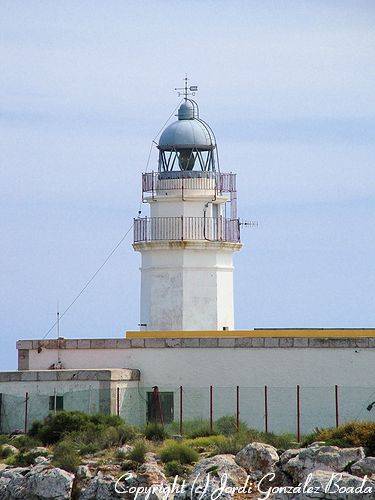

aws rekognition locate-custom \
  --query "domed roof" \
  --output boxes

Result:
[158,100,215,151]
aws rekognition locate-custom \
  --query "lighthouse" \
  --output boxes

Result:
[133,82,242,331]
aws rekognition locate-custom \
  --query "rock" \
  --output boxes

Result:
[137,462,167,486]
[145,452,158,464]
[235,442,279,479]
[0,477,11,497]
[116,445,133,456]
[0,467,30,479]
[0,444,19,456]
[34,456,50,465]
[76,465,92,479]
[27,466,74,499]
[79,473,124,499]
[175,454,249,499]
[350,457,375,478]
[273,470,375,499]
[307,441,326,448]
[279,449,300,467]
[6,474,29,499]
[283,445,365,483]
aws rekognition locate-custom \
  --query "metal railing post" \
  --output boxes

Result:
[264,385,268,433]
[210,385,213,432]
[236,386,240,431]
[24,392,29,434]
[296,385,301,442]
[179,386,183,435]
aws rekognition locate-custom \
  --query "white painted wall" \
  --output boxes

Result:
[138,245,237,330]
[24,346,375,433]
[27,346,374,387]
[136,183,239,331]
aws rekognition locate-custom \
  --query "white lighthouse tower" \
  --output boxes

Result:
[133,81,242,331]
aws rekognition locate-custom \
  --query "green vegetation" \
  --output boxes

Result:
[302,421,375,455]
[143,423,168,441]
[127,439,147,463]
[11,435,42,451]
[164,460,187,477]
[0,445,16,459]
[167,419,216,439]
[215,416,248,436]
[1,412,373,481]
[53,441,81,472]
[160,440,199,465]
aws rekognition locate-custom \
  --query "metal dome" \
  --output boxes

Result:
[158,101,215,152]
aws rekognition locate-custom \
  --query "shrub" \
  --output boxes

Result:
[100,426,123,448]
[11,435,41,451]
[261,432,297,450]
[89,414,123,428]
[184,435,227,451]
[127,440,147,464]
[212,433,249,455]
[164,460,186,477]
[166,419,216,439]
[160,440,199,465]
[117,424,137,444]
[28,411,134,448]
[53,441,81,472]
[302,422,375,455]
[30,411,91,444]
[79,443,100,455]
[215,416,248,436]
[12,450,47,467]
[144,423,168,441]
[67,425,118,454]
[0,445,16,459]
[0,436,11,446]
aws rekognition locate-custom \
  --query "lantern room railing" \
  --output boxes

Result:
[133,217,241,244]
[142,171,237,197]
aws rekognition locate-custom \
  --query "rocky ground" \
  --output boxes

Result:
[0,442,374,499]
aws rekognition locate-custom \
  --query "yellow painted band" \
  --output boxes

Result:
[125,329,375,339]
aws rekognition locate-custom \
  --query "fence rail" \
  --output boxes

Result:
[142,172,237,196]
[133,217,241,243]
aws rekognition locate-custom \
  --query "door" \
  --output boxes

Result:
[147,391,174,424]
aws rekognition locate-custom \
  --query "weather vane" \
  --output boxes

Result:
[175,75,198,99]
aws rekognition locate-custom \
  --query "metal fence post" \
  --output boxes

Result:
[210,385,213,432]
[296,385,301,442]
[335,385,339,428]
[236,386,240,431]
[179,386,183,435]
[24,392,29,434]
[264,385,268,433]
[116,387,120,417]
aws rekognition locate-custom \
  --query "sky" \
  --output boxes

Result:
[1,1,375,370]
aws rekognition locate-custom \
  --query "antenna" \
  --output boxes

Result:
[175,75,198,99]
[56,302,61,364]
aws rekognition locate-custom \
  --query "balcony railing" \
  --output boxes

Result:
[142,172,237,197]
[134,217,241,244]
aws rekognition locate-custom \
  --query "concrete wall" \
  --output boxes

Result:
[0,369,139,433]
[14,337,375,434]
[136,243,238,330]
[24,344,375,387]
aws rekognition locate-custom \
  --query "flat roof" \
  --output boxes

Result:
[125,328,375,339]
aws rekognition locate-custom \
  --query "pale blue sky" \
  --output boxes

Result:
[1,1,375,369]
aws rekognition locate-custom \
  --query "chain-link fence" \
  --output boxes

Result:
[1,385,375,437]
